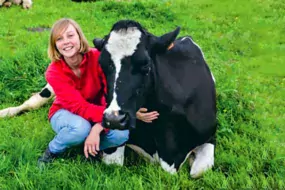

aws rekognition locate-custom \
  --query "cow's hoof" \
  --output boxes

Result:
[190,157,213,178]
[190,143,214,178]
[159,158,177,174]
[102,146,125,166]
[0,107,20,118]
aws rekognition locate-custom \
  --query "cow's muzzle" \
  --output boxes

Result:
[103,111,129,130]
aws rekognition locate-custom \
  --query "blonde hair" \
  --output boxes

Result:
[48,18,90,62]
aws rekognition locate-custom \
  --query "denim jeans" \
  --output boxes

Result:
[48,109,129,154]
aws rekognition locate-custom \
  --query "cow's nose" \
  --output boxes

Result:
[103,111,129,130]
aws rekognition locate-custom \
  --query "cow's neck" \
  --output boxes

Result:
[143,61,169,112]
[149,54,187,115]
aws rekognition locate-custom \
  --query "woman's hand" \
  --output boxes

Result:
[84,123,103,158]
[136,108,159,123]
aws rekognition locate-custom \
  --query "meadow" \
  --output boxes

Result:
[0,0,284,189]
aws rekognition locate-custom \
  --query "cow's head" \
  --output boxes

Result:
[94,20,180,130]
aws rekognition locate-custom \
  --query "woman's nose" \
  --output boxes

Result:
[62,37,70,45]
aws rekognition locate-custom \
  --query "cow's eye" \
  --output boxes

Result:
[140,64,151,74]
[136,89,142,95]
[107,63,115,71]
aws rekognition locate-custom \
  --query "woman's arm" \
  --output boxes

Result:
[46,65,105,123]
[84,123,103,158]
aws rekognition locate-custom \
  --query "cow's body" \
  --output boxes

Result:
[122,36,217,175]
[95,20,217,178]
[0,0,32,9]
[0,20,217,178]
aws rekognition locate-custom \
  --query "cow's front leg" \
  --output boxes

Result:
[158,150,193,175]
[159,156,177,174]
[155,125,192,175]
[102,146,125,166]
[127,123,158,163]
[190,143,214,178]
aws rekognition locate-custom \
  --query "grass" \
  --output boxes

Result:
[0,0,284,189]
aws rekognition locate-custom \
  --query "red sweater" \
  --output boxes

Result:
[45,48,107,124]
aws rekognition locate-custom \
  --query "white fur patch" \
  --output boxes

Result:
[190,143,214,178]
[159,158,177,174]
[152,152,160,163]
[105,92,121,115]
[102,146,125,166]
[104,28,142,114]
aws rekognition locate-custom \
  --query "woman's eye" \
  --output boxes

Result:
[68,34,74,38]
[56,37,63,41]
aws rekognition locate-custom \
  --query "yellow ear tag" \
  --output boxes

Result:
[167,43,174,50]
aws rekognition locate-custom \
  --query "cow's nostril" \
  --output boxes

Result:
[119,113,129,128]
[103,110,129,130]
[119,113,127,123]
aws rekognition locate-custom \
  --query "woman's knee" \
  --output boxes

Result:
[51,109,91,138]
[109,130,129,146]
[72,119,91,141]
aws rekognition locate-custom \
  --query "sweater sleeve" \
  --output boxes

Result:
[46,64,105,123]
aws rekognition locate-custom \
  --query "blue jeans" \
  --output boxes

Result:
[48,109,129,154]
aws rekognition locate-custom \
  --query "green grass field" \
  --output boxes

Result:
[0,0,284,189]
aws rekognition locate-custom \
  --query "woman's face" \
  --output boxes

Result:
[55,24,81,59]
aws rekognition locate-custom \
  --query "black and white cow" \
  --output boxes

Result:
[0,20,217,178]
[93,20,217,178]
[0,83,54,117]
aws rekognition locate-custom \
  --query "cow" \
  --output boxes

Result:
[0,20,217,178]
[0,83,54,118]
[93,20,217,178]
[0,0,32,9]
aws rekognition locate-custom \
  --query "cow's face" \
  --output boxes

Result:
[94,20,180,130]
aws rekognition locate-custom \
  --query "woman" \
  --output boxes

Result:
[38,18,159,164]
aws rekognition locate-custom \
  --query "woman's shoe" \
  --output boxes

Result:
[38,148,57,166]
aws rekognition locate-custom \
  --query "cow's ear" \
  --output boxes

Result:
[150,27,180,54]
[93,38,105,51]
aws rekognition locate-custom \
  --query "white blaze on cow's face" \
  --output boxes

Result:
[104,27,142,115]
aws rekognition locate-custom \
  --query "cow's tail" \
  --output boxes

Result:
[0,83,54,118]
